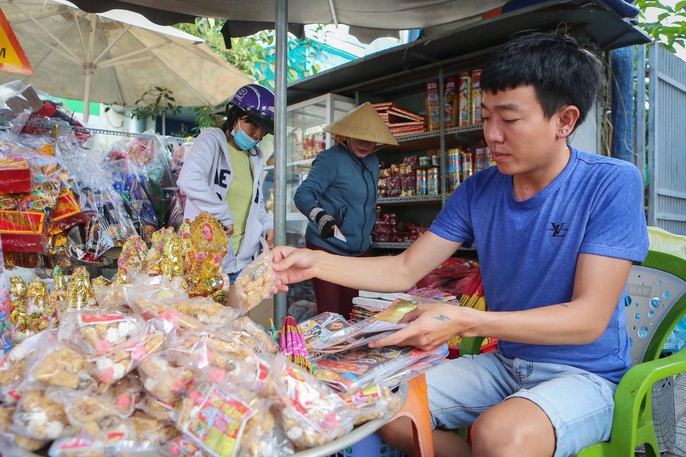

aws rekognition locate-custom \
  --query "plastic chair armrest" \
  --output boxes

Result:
[459,336,486,356]
[607,347,686,453]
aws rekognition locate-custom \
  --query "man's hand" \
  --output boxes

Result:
[271,246,320,291]
[223,223,234,238]
[369,303,471,351]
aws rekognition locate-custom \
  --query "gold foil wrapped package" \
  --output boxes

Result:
[47,231,68,256]
[66,266,97,309]
[178,219,192,272]
[9,276,27,316]
[9,276,29,333]
[26,278,51,332]
[113,235,149,284]
[189,212,228,254]
[49,266,68,315]
[184,213,228,298]
[91,276,112,287]
[145,227,183,278]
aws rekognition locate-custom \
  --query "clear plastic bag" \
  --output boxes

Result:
[235,237,276,315]
[265,354,353,450]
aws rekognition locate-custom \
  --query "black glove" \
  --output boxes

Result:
[309,208,336,239]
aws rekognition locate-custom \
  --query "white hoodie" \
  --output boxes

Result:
[177,127,273,274]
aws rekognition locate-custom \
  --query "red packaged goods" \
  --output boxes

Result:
[0,210,46,252]
[458,72,471,126]
[425,80,440,130]
[48,188,87,234]
[471,69,483,124]
[0,155,31,194]
[444,77,457,128]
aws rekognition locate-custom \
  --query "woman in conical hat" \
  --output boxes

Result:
[294,102,397,318]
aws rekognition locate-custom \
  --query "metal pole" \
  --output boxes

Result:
[274,0,288,324]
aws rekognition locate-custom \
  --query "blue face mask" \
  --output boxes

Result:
[231,120,260,151]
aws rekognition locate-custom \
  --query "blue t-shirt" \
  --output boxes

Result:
[429,147,649,382]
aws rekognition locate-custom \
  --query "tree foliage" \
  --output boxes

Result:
[175,18,323,131]
[635,0,686,53]
[175,18,322,87]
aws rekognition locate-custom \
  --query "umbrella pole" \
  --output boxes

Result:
[83,67,92,123]
[274,0,288,324]
[82,14,98,125]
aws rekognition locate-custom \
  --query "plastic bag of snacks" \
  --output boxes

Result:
[175,379,293,457]
[9,387,69,442]
[340,384,402,426]
[265,354,354,450]
[46,388,136,440]
[48,435,158,457]
[57,309,147,356]
[24,330,101,392]
[235,237,276,314]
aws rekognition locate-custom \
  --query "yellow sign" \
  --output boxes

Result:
[0,8,33,75]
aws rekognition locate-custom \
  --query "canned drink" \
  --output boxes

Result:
[448,149,460,192]
[416,169,427,196]
[428,167,440,195]
[458,72,471,126]
[462,150,473,181]
[471,69,483,124]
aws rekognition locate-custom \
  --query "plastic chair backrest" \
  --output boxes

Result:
[625,251,686,365]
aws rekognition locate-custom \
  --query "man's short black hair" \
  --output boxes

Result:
[480,32,602,127]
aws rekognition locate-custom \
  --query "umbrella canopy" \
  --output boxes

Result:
[0,0,252,122]
[53,0,508,41]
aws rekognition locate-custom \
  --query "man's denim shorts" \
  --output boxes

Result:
[426,350,618,457]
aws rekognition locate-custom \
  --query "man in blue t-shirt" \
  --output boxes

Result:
[271,33,649,457]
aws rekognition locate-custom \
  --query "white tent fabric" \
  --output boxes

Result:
[59,0,509,39]
[0,0,252,121]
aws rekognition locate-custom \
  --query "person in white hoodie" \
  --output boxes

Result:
[178,84,275,296]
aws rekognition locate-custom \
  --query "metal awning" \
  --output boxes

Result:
[287,0,652,104]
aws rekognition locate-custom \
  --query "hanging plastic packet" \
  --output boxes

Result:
[103,158,158,242]
[235,237,276,315]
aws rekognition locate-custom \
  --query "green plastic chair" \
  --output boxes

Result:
[459,250,686,456]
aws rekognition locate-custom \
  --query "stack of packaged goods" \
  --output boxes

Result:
[0,213,406,456]
[445,145,493,194]
[0,81,185,276]
[349,287,457,323]
[299,299,450,393]
[372,102,425,136]
[371,210,429,245]
[426,70,483,131]
[378,155,421,199]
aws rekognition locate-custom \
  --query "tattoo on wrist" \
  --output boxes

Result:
[434,314,450,321]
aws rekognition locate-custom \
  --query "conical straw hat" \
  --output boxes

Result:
[324,102,399,146]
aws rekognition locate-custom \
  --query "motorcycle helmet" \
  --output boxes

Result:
[226,84,275,134]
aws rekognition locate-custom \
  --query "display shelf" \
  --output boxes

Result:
[394,123,483,144]
[377,195,443,205]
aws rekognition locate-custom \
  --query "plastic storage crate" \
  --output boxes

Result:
[329,431,405,457]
